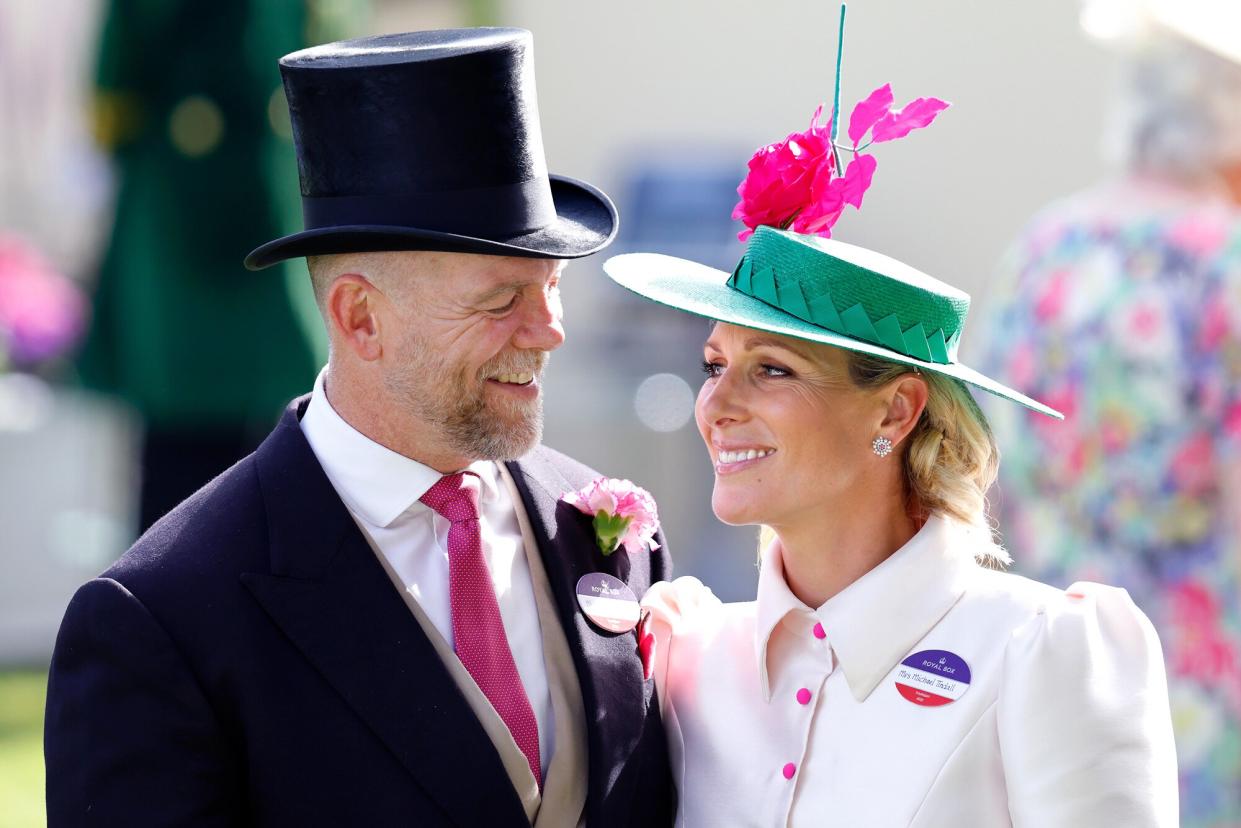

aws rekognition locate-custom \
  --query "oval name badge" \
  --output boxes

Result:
[894,649,971,707]
[575,573,640,633]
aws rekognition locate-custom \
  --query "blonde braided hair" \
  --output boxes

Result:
[848,352,1007,564]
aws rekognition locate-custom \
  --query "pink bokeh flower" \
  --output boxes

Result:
[1170,581,1240,688]
[1170,432,1216,496]
[732,85,948,242]
[0,234,87,366]
[563,477,661,556]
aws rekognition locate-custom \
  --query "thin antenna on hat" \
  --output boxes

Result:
[830,3,847,176]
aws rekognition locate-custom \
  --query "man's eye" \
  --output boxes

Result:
[486,296,518,314]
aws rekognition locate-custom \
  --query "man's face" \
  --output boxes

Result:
[377,251,566,464]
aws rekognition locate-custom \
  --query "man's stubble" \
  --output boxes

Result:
[384,330,549,463]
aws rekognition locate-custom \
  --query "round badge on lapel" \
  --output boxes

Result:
[575,573,640,633]
[894,649,971,707]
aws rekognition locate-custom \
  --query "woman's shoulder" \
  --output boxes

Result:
[967,568,1162,667]
[969,567,1150,617]
[978,573,1178,821]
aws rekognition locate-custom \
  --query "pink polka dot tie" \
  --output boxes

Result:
[420,472,542,789]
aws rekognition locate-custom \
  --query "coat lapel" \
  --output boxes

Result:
[241,402,527,826]
[505,452,652,823]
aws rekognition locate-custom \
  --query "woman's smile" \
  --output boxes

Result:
[713,445,778,474]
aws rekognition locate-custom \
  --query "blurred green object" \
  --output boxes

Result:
[77,0,367,430]
[0,671,47,828]
[76,0,368,529]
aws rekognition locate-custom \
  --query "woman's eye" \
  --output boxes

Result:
[761,364,791,377]
[700,361,788,378]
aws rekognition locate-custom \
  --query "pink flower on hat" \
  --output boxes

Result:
[563,477,661,557]
[732,84,948,242]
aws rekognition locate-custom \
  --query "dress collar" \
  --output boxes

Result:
[299,368,501,528]
[754,514,981,702]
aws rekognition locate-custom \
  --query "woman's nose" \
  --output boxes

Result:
[696,367,747,427]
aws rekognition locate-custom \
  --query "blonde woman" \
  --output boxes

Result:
[608,226,1178,827]
[603,58,1180,820]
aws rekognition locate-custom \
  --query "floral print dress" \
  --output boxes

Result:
[977,177,1241,827]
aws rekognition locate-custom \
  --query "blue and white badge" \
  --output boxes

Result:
[575,573,640,633]
[893,649,971,707]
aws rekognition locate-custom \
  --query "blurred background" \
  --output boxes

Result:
[2,0,1238,825]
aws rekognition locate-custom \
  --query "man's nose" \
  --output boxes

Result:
[512,285,566,351]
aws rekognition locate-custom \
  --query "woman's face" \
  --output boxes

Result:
[695,323,890,529]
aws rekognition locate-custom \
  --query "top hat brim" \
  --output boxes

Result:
[244,175,617,270]
[604,251,1064,420]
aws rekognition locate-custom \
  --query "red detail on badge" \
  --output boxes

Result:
[896,683,954,707]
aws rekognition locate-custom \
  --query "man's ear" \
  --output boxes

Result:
[879,373,929,447]
[325,273,384,361]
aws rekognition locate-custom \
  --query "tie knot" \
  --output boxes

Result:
[419,472,481,523]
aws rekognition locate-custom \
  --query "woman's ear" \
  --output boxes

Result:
[325,273,384,362]
[879,373,929,445]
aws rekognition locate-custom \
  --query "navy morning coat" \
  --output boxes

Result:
[44,398,676,826]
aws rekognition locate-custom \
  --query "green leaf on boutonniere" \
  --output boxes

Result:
[593,509,633,557]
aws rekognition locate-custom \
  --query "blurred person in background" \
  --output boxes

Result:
[77,0,364,532]
[976,1,1241,823]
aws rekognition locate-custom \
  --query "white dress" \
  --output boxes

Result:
[642,515,1179,827]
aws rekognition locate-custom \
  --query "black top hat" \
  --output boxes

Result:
[244,28,617,270]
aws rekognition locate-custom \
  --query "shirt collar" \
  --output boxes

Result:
[754,514,980,703]
[754,541,812,701]
[299,368,501,528]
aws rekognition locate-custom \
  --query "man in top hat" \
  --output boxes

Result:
[44,28,675,826]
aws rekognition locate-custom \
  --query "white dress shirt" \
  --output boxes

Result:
[643,515,1179,827]
[299,369,554,774]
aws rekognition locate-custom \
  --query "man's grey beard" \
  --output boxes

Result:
[386,337,548,462]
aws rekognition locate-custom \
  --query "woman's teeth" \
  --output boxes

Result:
[492,372,534,385]
[717,449,775,465]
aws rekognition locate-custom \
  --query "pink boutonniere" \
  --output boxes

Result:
[562,477,661,557]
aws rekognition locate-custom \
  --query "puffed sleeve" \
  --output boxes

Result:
[641,577,721,716]
[997,582,1179,827]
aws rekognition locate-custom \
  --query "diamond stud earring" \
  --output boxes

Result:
[872,436,893,457]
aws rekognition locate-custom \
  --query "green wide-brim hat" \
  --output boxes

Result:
[605,225,1063,420]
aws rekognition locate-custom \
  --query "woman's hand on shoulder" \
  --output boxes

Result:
[641,576,721,631]
[640,577,721,710]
